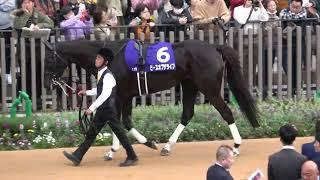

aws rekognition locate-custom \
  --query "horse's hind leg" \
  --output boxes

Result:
[160,80,197,156]
[122,99,157,149]
[209,96,241,155]
[104,97,122,160]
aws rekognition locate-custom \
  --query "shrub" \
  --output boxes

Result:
[0,99,319,150]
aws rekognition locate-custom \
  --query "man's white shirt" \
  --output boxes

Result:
[86,66,116,112]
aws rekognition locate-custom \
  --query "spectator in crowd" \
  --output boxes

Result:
[60,5,93,40]
[12,0,54,109]
[192,0,230,33]
[65,0,87,19]
[229,0,244,19]
[126,0,161,24]
[206,145,234,180]
[83,0,97,16]
[233,0,268,87]
[185,0,200,17]
[302,121,320,160]
[160,0,193,40]
[193,0,230,27]
[279,0,317,94]
[106,0,124,25]
[310,121,320,168]
[0,0,16,83]
[264,0,280,30]
[13,0,54,30]
[131,0,161,13]
[234,0,268,35]
[301,0,319,15]
[159,0,173,13]
[301,160,319,180]
[93,6,117,40]
[32,0,56,21]
[123,0,134,25]
[262,0,280,99]
[129,3,155,40]
[268,124,307,180]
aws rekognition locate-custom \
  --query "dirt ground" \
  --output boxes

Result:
[0,137,313,180]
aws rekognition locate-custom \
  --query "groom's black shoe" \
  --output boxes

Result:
[119,157,138,167]
[63,151,81,166]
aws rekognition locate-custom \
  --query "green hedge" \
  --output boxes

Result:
[0,98,320,150]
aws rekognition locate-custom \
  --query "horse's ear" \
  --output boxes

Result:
[42,40,53,51]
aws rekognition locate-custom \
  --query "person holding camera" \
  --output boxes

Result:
[233,0,268,87]
[192,0,230,31]
[0,0,16,84]
[59,5,93,41]
[129,3,155,40]
[160,0,193,41]
[234,0,268,35]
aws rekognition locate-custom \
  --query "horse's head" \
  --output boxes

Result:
[43,41,69,89]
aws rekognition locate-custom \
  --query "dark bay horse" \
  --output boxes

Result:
[44,39,259,159]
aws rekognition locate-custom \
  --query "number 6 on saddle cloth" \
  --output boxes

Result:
[125,40,176,96]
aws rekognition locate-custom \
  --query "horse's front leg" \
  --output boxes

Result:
[123,98,157,150]
[104,97,122,161]
[160,82,197,156]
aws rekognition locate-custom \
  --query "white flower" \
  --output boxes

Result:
[103,133,111,138]
[64,120,69,128]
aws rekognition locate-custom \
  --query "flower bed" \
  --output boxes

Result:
[0,99,320,150]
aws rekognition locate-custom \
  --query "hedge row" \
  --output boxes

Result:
[0,98,319,150]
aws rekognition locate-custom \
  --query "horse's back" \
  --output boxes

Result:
[173,39,225,69]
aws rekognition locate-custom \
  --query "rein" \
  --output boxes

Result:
[78,96,93,135]
[52,78,76,95]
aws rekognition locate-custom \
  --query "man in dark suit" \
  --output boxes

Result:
[311,121,320,169]
[302,121,320,160]
[207,145,234,180]
[63,48,138,167]
[268,124,307,180]
[302,141,320,160]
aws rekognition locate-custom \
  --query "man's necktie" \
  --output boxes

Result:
[97,73,101,82]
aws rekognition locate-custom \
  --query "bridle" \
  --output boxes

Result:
[44,39,128,96]
[47,41,77,96]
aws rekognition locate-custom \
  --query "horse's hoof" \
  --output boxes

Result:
[144,140,158,150]
[160,148,170,156]
[232,147,240,156]
[104,154,113,161]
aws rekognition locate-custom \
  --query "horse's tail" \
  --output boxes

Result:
[216,45,259,128]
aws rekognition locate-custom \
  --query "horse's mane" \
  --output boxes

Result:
[56,39,129,58]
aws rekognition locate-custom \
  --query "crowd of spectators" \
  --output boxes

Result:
[0,0,318,41]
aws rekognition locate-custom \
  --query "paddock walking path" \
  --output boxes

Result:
[0,137,313,180]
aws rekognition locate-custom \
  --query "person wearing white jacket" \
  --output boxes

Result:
[233,0,269,35]
[0,0,16,30]
[233,0,268,87]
